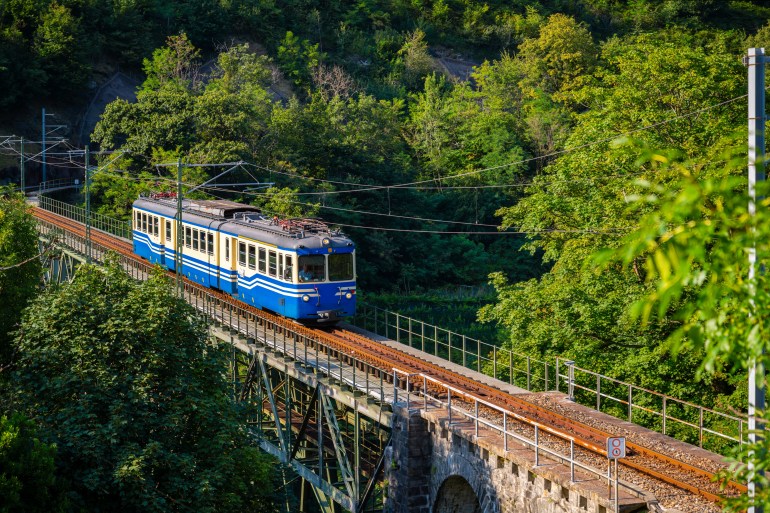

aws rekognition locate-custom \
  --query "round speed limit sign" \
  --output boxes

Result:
[606,437,626,459]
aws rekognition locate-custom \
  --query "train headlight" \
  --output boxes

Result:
[302,294,310,302]
[322,237,330,245]
[345,291,353,299]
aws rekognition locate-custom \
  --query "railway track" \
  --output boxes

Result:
[33,206,745,512]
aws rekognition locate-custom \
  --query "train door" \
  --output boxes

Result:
[164,219,173,270]
[236,239,248,300]
[226,236,237,293]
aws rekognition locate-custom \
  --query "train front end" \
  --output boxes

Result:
[294,234,356,324]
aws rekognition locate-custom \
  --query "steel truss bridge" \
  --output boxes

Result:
[34,201,394,513]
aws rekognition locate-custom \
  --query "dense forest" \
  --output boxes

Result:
[4,0,770,510]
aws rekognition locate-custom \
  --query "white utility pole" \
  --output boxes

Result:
[747,46,766,513]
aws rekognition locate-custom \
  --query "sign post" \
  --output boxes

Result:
[606,437,626,513]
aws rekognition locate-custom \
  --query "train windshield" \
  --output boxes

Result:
[329,253,354,281]
[298,255,325,282]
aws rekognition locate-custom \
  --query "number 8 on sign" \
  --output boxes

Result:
[606,437,626,459]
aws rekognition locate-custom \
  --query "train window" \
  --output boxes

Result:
[153,217,158,237]
[134,210,139,229]
[298,255,325,282]
[268,251,277,277]
[207,233,214,255]
[199,230,206,253]
[248,245,256,269]
[142,213,147,233]
[283,255,294,281]
[278,254,284,281]
[185,227,191,248]
[225,237,229,261]
[192,229,199,251]
[238,242,246,266]
[329,254,354,281]
[258,248,266,273]
[165,219,171,241]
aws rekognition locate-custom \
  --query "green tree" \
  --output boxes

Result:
[481,29,745,404]
[606,156,768,511]
[0,190,41,368]
[0,413,66,513]
[254,186,320,218]
[13,261,280,512]
[277,30,322,88]
[32,1,87,94]
[140,33,201,93]
[517,13,597,101]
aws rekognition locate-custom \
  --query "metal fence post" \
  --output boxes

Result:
[526,356,531,391]
[555,357,560,391]
[408,318,412,347]
[628,385,633,422]
[503,413,508,452]
[448,390,452,425]
[393,370,398,405]
[699,407,704,448]
[565,361,575,401]
[597,375,602,411]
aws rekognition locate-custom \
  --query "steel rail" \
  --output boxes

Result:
[330,329,746,503]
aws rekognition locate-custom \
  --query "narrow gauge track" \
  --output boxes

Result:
[34,207,745,510]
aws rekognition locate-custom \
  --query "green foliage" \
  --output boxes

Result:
[253,186,320,218]
[0,190,41,367]
[277,30,323,89]
[140,33,201,93]
[606,156,770,511]
[517,13,597,101]
[482,28,747,410]
[0,413,66,513]
[13,260,280,512]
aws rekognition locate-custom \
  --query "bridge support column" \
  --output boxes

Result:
[387,406,432,513]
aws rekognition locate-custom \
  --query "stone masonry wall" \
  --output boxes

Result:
[386,404,632,513]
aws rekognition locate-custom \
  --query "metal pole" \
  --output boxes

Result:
[19,137,24,193]
[85,146,91,263]
[41,108,46,184]
[747,46,766,513]
[176,159,184,296]
[614,457,619,513]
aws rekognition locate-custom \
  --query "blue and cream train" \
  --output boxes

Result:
[132,195,356,323]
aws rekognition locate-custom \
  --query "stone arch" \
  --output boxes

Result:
[429,449,498,513]
[434,475,482,513]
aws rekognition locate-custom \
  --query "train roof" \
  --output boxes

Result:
[133,195,354,251]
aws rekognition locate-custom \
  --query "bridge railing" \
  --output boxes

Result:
[557,363,746,453]
[393,369,638,499]
[38,178,82,193]
[38,195,133,240]
[353,303,747,454]
[352,304,556,392]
